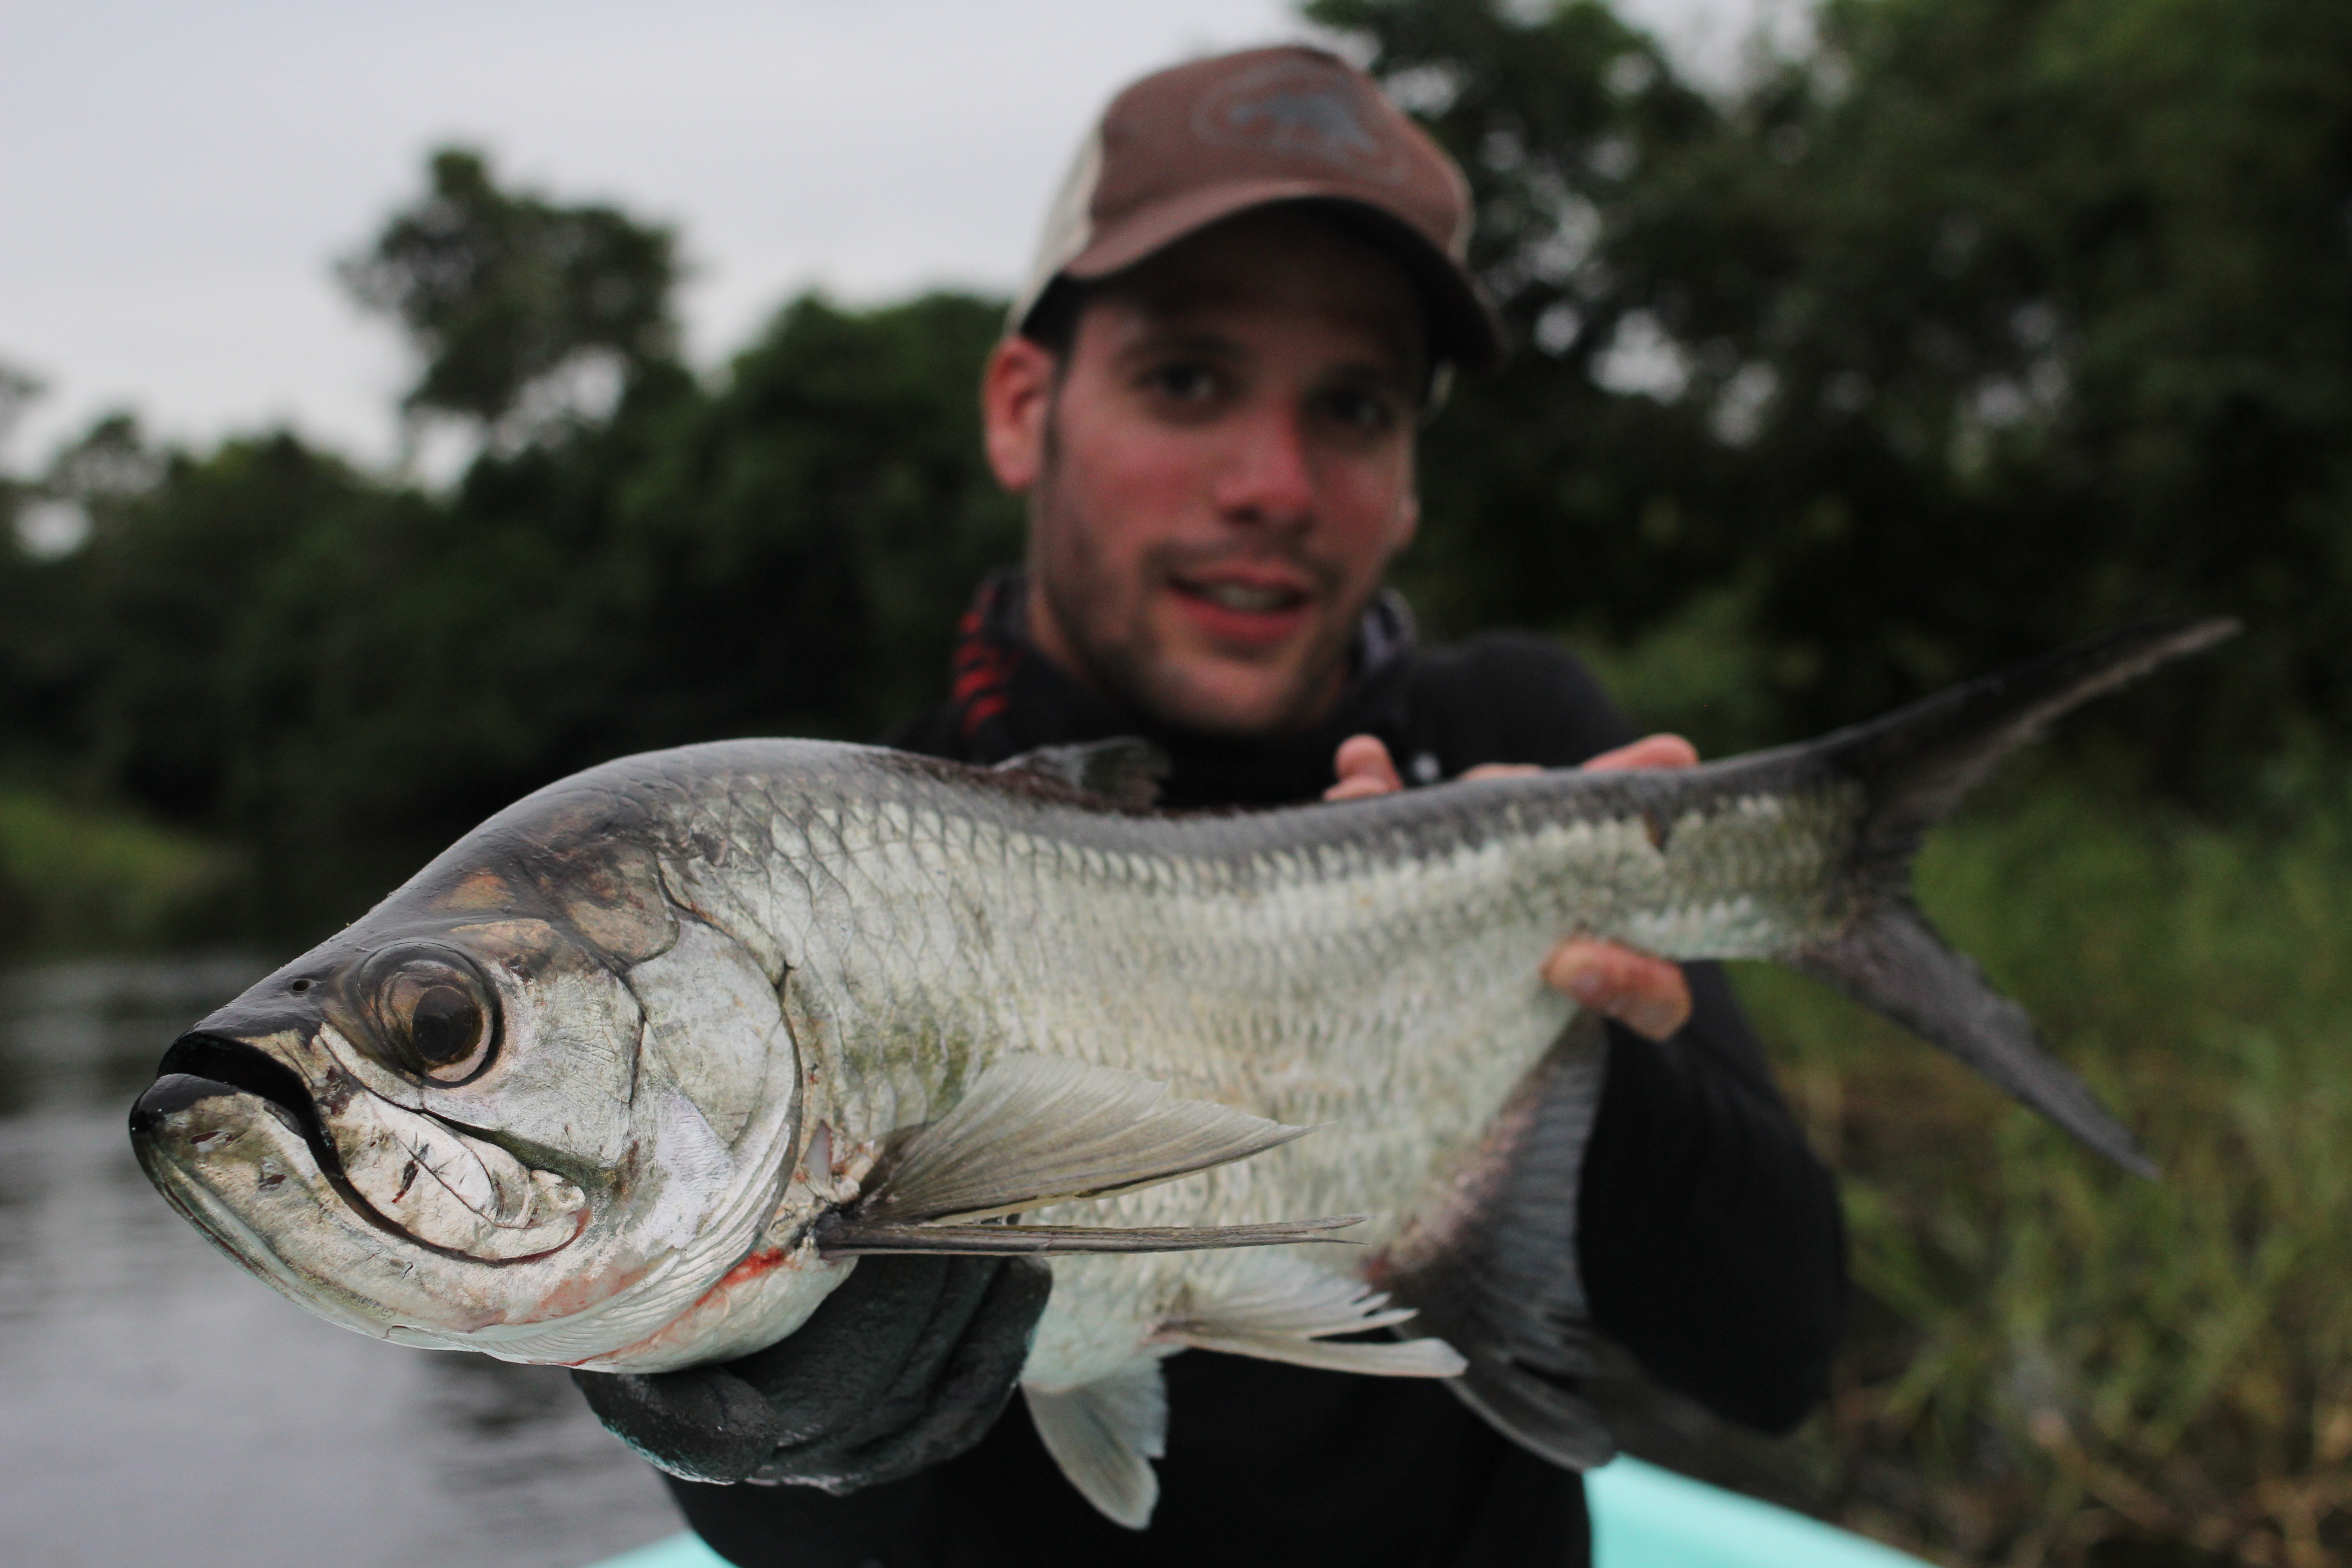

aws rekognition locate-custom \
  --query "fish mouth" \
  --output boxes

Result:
[133,1032,339,1171]
[132,1031,588,1267]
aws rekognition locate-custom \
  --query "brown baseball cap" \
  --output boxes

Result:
[1011,45,1504,372]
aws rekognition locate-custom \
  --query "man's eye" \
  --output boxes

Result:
[1318,387,1401,436]
[1143,363,1220,402]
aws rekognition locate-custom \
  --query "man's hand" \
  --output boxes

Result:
[572,1252,1050,1493]
[1325,734,1697,1041]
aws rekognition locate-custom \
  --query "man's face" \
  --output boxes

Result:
[983,209,1426,738]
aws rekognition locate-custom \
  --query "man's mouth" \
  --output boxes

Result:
[1168,573,1315,646]
[1189,580,1302,612]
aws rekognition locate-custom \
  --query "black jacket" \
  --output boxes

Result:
[670,580,1846,1568]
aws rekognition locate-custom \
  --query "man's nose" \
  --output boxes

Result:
[1210,403,1317,528]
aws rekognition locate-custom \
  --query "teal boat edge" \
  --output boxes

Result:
[586,1532,726,1568]
[1588,1458,1932,1567]
[579,1457,1934,1568]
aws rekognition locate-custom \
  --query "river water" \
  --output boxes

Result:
[0,956,682,1568]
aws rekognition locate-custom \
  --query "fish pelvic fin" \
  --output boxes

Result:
[1378,1013,1617,1471]
[1153,1252,1468,1377]
[848,1054,1310,1227]
[1797,617,2234,1176]
[1023,1362,1168,1530]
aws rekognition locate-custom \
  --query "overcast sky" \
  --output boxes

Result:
[2,0,1787,475]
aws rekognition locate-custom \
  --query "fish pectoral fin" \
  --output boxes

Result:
[815,1215,1362,1256]
[992,738,1168,808]
[1154,1252,1468,1378]
[1023,1363,1168,1530]
[849,1054,1311,1226]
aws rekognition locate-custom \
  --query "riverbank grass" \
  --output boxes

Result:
[1740,774,2352,1566]
[0,789,236,954]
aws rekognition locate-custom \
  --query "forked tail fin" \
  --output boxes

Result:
[1792,618,2237,1176]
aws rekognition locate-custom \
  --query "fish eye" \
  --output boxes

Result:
[365,949,500,1084]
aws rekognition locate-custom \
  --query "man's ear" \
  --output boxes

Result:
[982,335,1057,493]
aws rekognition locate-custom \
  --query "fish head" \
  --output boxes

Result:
[128,778,831,1371]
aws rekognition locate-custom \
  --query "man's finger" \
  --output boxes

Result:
[1326,734,1404,800]
[1331,734,1697,799]
[1583,734,1699,773]
[1541,938,1693,1041]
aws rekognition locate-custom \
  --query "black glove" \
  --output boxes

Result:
[572,1252,1050,1494]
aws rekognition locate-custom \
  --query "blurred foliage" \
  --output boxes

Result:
[1317,0,2352,797]
[0,789,235,955]
[0,284,1019,937]
[1734,767,2352,1566]
[4,0,2345,936]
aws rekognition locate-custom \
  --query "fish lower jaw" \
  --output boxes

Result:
[131,1084,529,1346]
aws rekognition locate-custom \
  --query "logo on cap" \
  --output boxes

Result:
[1191,57,1411,184]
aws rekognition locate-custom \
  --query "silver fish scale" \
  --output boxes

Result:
[618,742,1861,1388]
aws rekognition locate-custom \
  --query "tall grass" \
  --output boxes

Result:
[1737,769,2352,1566]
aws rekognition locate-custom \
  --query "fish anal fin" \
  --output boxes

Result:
[1154,1252,1467,1378]
[1378,1013,1617,1471]
[993,739,1169,808]
[1023,1362,1167,1530]
[1451,1362,1616,1471]
[852,1054,1308,1226]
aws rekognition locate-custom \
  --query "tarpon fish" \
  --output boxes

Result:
[130,621,2228,1526]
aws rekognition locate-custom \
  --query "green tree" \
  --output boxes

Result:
[1308,0,1743,648]
[341,147,680,431]
[1315,0,2352,789]
[0,285,1020,939]
[588,291,1024,748]
[0,360,40,467]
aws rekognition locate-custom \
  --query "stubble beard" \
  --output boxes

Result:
[1027,417,1370,741]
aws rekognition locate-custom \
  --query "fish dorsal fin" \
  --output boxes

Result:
[1380,1013,1617,1470]
[1024,1362,1169,1530]
[850,1054,1309,1226]
[993,739,1169,808]
[1155,1253,1468,1377]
